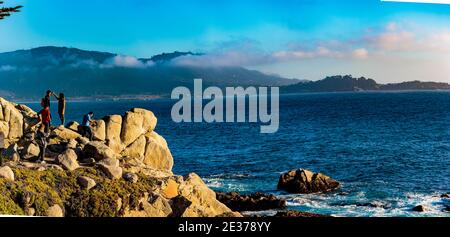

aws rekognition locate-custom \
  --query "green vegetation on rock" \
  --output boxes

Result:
[0,166,161,217]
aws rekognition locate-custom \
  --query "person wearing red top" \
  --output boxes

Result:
[38,98,51,133]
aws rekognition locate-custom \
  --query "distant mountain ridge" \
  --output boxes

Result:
[0,46,299,99]
[1,47,449,100]
[282,75,450,93]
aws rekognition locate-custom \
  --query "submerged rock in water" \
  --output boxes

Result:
[274,210,330,217]
[278,169,340,194]
[216,192,287,212]
[412,205,427,212]
[444,205,450,212]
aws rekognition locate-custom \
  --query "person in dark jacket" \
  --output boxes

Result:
[81,112,95,141]
[43,90,52,108]
[35,124,48,164]
[53,92,66,126]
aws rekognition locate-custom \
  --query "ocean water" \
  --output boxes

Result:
[26,92,450,217]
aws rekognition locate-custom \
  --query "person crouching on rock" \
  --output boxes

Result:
[38,99,51,134]
[53,92,66,126]
[81,112,95,141]
[35,124,48,164]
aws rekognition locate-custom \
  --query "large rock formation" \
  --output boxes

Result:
[0,98,39,146]
[104,115,124,153]
[0,97,237,217]
[173,173,240,217]
[278,169,340,194]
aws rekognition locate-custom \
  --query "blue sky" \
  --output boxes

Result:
[2,0,450,82]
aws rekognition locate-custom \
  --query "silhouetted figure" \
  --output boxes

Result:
[53,92,66,126]
[35,124,48,164]
[43,90,52,108]
[81,112,95,141]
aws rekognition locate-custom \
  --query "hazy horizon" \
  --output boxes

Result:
[1,0,450,83]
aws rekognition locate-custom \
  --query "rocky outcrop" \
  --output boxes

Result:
[216,192,287,212]
[1,144,20,162]
[47,204,64,217]
[121,110,156,147]
[98,158,123,179]
[51,126,82,141]
[23,143,41,160]
[121,135,146,159]
[143,131,173,172]
[83,141,117,161]
[175,174,241,217]
[104,115,123,153]
[0,98,39,146]
[278,169,340,194]
[0,166,14,181]
[57,149,79,171]
[124,193,173,217]
[77,176,96,190]
[91,120,106,141]
[0,97,235,217]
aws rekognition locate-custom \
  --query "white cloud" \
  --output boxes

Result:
[173,51,273,67]
[367,22,450,53]
[369,31,417,51]
[101,55,154,68]
[386,22,398,32]
[352,48,369,59]
[273,46,348,60]
[0,65,16,71]
[173,40,369,68]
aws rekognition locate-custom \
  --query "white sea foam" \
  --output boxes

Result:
[283,192,450,217]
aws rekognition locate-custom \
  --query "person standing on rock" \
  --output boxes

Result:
[43,90,52,108]
[38,99,51,134]
[35,124,48,164]
[43,90,53,126]
[81,112,95,141]
[52,92,66,126]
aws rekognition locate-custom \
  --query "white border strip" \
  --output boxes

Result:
[382,0,450,4]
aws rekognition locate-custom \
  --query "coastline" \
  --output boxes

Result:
[6,89,450,104]
[13,94,166,104]
[0,97,240,217]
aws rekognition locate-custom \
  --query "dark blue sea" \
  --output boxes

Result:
[26,92,450,217]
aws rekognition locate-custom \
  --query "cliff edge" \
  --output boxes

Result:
[0,97,240,217]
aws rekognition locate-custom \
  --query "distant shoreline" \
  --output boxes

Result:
[12,94,166,104]
[7,89,450,104]
[281,89,450,95]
